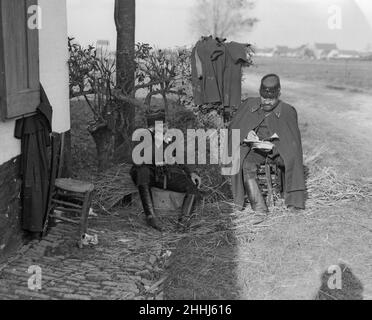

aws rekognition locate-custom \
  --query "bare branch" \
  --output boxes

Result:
[111,89,145,109]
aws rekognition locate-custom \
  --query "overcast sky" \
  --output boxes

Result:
[67,0,372,51]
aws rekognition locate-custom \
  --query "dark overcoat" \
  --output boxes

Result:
[228,97,306,209]
[14,85,52,232]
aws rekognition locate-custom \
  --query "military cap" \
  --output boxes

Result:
[145,109,165,127]
[260,74,281,99]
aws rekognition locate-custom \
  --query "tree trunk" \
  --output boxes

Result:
[88,122,113,172]
[162,92,169,123]
[115,0,136,157]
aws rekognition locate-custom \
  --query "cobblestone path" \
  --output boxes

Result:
[0,210,174,300]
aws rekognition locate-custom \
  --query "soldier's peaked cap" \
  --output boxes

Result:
[260,74,281,99]
[146,109,165,127]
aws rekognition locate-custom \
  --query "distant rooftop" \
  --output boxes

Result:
[97,40,110,47]
[338,49,360,55]
[314,43,338,51]
[255,48,274,53]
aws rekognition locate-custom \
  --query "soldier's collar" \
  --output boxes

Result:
[251,101,282,118]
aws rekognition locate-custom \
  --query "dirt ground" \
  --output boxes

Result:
[69,62,372,300]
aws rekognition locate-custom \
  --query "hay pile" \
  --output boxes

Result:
[92,147,371,224]
[166,146,372,250]
[93,163,137,212]
[303,145,372,211]
[306,165,371,208]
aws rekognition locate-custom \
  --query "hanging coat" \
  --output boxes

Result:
[191,46,204,105]
[191,38,249,108]
[223,42,250,108]
[226,97,306,209]
[14,85,53,232]
[194,36,224,104]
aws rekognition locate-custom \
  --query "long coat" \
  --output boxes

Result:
[14,86,52,232]
[228,97,306,209]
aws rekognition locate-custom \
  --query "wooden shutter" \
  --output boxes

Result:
[0,0,40,120]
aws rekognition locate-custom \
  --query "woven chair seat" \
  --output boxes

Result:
[55,178,94,193]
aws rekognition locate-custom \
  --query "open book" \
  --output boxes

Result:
[243,131,279,151]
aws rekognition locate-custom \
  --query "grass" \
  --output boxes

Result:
[251,57,372,92]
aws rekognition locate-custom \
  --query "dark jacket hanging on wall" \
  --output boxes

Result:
[14,85,53,232]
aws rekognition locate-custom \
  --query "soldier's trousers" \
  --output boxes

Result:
[242,150,306,210]
[130,165,199,196]
[242,149,285,179]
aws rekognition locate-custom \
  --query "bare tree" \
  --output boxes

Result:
[190,0,258,39]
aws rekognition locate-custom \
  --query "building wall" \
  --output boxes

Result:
[0,0,69,167]
[39,0,70,134]
[0,121,20,166]
[0,0,69,258]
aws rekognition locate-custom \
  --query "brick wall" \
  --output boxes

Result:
[0,156,22,262]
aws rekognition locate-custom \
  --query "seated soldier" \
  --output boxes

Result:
[228,74,306,224]
[130,111,202,231]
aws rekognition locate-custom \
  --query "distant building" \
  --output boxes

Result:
[335,50,361,59]
[253,43,364,60]
[272,45,309,58]
[360,52,372,60]
[274,46,290,57]
[96,39,110,57]
[97,39,110,47]
[311,43,339,60]
[254,48,275,57]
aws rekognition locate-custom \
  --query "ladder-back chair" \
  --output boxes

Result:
[44,132,95,248]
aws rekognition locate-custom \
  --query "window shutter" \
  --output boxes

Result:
[0,0,40,120]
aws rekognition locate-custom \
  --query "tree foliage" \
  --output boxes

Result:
[68,38,116,122]
[68,38,193,169]
[135,44,192,117]
[190,0,258,39]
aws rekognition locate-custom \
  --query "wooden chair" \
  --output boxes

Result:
[43,132,95,248]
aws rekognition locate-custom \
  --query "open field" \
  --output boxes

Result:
[249,57,372,93]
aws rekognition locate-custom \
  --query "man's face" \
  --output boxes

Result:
[154,122,173,143]
[260,95,280,111]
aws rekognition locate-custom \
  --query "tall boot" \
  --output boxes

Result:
[244,176,269,225]
[178,194,196,230]
[138,185,162,231]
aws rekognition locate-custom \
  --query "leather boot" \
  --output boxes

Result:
[178,194,196,230]
[244,176,269,225]
[138,185,162,231]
